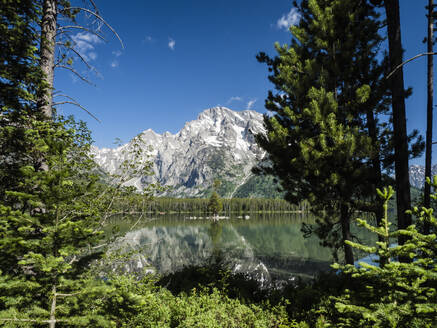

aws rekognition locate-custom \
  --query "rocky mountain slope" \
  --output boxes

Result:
[91,107,279,198]
[409,164,437,189]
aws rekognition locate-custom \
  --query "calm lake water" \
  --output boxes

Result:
[107,213,343,284]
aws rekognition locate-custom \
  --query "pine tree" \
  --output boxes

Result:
[255,0,393,264]
[208,192,223,216]
[327,185,437,327]
[0,3,148,326]
[0,117,110,326]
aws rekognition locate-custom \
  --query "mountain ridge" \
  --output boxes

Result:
[91,107,279,198]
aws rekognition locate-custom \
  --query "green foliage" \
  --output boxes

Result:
[0,113,161,326]
[0,0,45,201]
[207,180,223,216]
[213,178,221,190]
[0,0,42,116]
[169,287,289,328]
[322,186,437,327]
[0,116,112,326]
[208,191,222,216]
[233,174,284,199]
[79,270,289,328]
[121,196,301,214]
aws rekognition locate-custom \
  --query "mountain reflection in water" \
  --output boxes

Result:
[108,214,334,283]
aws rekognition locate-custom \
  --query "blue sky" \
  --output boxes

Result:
[55,1,431,165]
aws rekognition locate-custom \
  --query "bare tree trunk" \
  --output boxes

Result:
[340,203,354,265]
[49,285,57,328]
[424,0,434,234]
[384,0,412,243]
[39,0,57,119]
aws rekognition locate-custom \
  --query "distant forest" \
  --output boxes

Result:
[113,196,309,214]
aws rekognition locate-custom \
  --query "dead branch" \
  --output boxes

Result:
[56,41,98,72]
[53,97,100,122]
[0,318,39,322]
[386,52,437,79]
[92,242,109,249]
[61,7,124,49]
[55,292,81,297]
[68,255,78,265]
[56,25,106,42]
[55,64,95,86]
[86,0,99,14]
[129,211,145,231]
[0,318,66,323]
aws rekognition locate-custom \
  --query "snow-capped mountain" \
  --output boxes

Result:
[91,107,269,197]
[409,164,437,189]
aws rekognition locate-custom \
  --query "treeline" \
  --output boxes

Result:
[113,196,309,214]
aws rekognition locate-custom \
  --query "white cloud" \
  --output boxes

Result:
[71,32,103,61]
[227,96,243,104]
[88,52,97,61]
[75,32,101,44]
[70,73,78,84]
[110,60,119,68]
[142,35,154,44]
[112,50,122,57]
[277,8,300,30]
[246,99,257,110]
[168,38,176,50]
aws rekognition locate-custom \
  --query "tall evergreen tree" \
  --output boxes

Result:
[383,0,414,246]
[0,3,147,326]
[255,0,394,264]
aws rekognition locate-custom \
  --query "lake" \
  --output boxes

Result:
[106,213,341,285]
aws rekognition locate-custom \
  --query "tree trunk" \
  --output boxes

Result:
[384,0,412,242]
[366,110,384,226]
[340,203,354,265]
[49,284,57,328]
[38,0,57,119]
[424,0,434,234]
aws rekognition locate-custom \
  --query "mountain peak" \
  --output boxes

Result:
[92,107,267,197]
[197,106,235,119]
